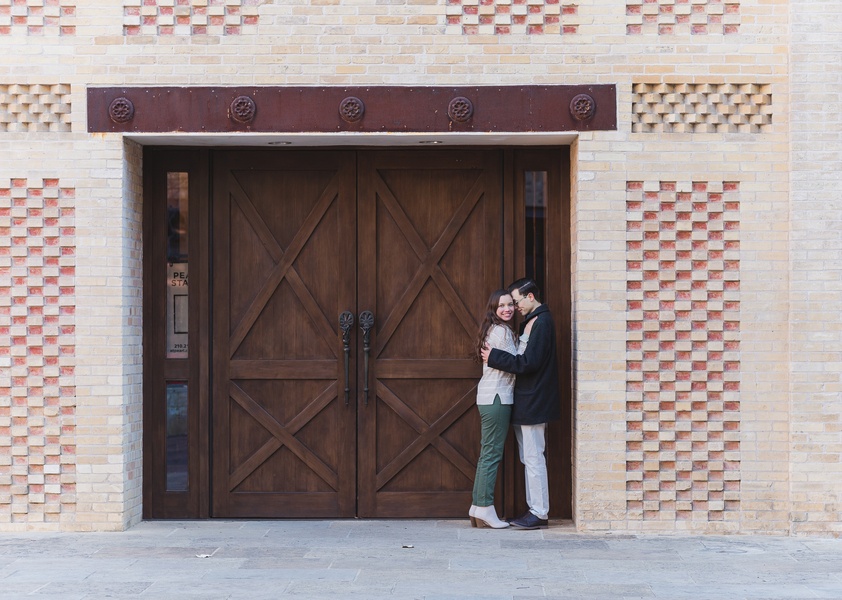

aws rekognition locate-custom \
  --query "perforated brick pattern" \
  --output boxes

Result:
[0,0,76,35]
[626,0,740,35]
[0,84,72,133]
[0,178,75,525]
[445,0,579,35]
[632,83,772,134]
[626,181,740,523]
[123,0,261,36]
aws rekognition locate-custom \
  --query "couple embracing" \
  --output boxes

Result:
[470,278,560,530]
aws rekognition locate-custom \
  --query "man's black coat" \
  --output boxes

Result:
[487,304,561,426]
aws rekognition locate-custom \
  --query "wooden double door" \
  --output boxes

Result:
[143,147,570,519]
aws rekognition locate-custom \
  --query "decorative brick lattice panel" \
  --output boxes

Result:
[626,181,740,522]
[123,0,261,36]
[626,0,740,35]
[446,0,579,35]
[0,179,75,524]
[632,83,772,134]
[0,85,72,133]
[0,0,76,35]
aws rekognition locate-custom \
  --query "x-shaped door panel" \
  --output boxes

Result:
[373,173,484,353]
[357,150,503,517]
[226,172,340,359]
[212,151,356,518]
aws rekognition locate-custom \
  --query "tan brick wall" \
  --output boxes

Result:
[71,136,143,531]
[0,0,837,535]
[789,0,842,537]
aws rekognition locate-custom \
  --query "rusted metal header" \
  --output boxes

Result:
[87,85,616,134]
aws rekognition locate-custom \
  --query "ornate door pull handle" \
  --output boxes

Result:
[359,311,374,406]
[339,311,354,406]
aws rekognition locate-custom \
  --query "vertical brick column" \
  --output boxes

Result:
[626,181,740,527]
[0,178,75,527]
[789,0,842,536]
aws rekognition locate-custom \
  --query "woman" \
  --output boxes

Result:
[469,289,517,528]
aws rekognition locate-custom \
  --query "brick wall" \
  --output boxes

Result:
[71,137,143,531]
[626,180,741,526]
[0,177,76,530]
[789,0,842,536]
[0,0,837,535]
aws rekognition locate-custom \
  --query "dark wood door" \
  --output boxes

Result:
[212,151,357,517]
[144,146,570,520]
[211,149,505,518]
[357,151,504,517]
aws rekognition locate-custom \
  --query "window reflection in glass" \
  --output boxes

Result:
[166,381,189,492]
[166,172,189,358]
[167,172,189,263]
[525,171,547,296]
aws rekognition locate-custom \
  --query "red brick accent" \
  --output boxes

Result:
[450,0,578,35]
[0,0,75,36]
[626,181,740,522]
[123,0,261,36]
[626,0,739,35]
[0,179,75,524]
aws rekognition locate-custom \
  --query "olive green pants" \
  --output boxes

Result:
[471,395,512,507]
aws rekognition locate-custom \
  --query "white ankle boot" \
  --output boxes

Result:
[473,505,509,529]
[469,505,478,527]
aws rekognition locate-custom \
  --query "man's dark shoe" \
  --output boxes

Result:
[507,510,531,524]
[509,512,548,530]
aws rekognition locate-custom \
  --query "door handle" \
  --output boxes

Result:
[359,310,374,406]
[339,311,354,406]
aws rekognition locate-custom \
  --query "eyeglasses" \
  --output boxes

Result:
[512,298,523,306]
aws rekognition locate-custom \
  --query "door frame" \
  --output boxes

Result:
[141,144,572,520]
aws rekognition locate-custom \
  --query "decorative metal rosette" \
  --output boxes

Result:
[569,93,596,122]
[339,311,355,333]
[108,97,135,124]
[359,310,374,330]
[339,97,365,123]
[230,95,256,124]
[447,96,474,123]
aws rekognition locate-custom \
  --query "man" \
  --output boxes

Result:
[480,278,560,530]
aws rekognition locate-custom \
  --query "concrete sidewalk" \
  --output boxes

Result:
[0,520,841,599]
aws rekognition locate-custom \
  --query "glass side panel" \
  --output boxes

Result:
[524,171,547,295]
[167,172,189,262]
[166,381,189,492]
[166,172,189,358]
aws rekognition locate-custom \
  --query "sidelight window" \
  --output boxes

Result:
[524,171,547,294]
[165,381,189,491]
[166,172,189,359]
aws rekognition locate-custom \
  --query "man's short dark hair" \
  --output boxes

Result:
[508,278,542,302]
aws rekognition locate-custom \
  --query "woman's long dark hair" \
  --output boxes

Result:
[474,289,515,363]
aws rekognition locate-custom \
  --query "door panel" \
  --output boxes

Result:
[357,151,504,517]
[212,151,357,517]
